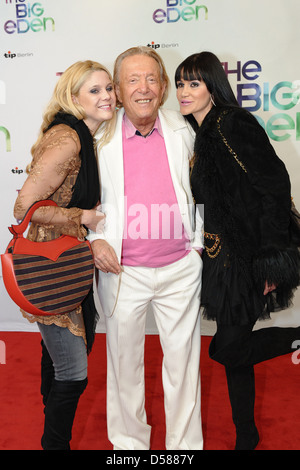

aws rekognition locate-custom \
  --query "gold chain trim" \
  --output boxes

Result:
[217,111,247,174]
[190,153,196,172]
[204,231,221,258]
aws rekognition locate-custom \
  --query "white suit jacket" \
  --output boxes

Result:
[88,107,203,316]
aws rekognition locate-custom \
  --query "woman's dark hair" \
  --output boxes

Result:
[175,51,239,129]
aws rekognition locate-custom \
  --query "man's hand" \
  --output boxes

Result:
[91,239,122,275]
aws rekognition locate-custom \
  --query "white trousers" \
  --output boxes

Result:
[105,249,203,450]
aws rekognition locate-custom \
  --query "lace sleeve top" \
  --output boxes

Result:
[13,124,88,341]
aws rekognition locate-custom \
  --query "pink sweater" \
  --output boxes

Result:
[121,115,189,267]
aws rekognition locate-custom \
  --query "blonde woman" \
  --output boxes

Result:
[14,60,116,450]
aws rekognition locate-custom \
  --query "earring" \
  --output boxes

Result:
[210,95,216,107]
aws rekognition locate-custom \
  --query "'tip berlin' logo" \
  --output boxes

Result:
[4,50,33,59]
[4,50,16,59]
[147,41,179,50]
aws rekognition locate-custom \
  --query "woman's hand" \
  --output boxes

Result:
[81,208,105,233]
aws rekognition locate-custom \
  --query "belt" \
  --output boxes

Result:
[204,232,221,258]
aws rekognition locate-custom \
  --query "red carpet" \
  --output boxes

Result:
[0,331,300,450]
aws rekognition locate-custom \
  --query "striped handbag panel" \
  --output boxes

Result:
[12,243,94,315]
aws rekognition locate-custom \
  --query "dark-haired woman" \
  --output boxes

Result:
[175,51,300,450]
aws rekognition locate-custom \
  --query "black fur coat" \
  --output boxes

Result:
[191,106,300,311]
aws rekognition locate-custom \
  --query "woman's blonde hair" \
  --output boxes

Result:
[31,60,116,156]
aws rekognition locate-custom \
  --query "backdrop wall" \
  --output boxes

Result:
[1,0,299,334]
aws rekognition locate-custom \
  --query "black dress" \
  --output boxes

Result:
[191,166,266,326]
[190,106,300,327]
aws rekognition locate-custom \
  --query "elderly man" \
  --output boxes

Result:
[89,46,203,450]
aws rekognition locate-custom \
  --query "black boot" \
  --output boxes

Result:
[235,422,259,450]
[210,326,300,368]
[41,378,87,450]
[226,365,259,450]
[41,341,54,408]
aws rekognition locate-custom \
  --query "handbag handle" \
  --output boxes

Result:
[9,200,58,237]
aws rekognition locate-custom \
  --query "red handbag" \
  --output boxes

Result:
[1,200,95,316]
